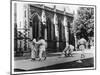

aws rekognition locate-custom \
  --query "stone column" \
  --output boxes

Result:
[24,4,29,51]
[28,5,32,40]
[53,5,59,51]
[63,8,69,47]
[14,3,17,54]
[29,27,32,40]
[41,5,47,40]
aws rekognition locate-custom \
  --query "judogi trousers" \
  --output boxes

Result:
[39,46,45,59]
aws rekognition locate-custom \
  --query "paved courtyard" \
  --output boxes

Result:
[14,48,95,71]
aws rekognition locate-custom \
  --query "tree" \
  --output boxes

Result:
[74,7,94,41]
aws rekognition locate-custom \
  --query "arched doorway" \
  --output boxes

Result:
[58,19,66,51]
[46,17,57,52]
[47,18,52,41]
[32,14,41,40]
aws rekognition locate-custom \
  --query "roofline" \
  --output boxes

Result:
[29,4,74,18]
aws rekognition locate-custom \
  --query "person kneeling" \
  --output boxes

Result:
[61,44,74,57]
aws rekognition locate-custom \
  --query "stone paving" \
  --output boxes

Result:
[14,49,94,70]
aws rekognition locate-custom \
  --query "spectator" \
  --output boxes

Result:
[78,38,87,58]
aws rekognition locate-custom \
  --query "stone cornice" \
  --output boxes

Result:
[29,4,74,18]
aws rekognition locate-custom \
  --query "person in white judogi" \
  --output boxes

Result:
[33,37,46,60]
[78,38,87,58]
[68,45,74,56]
[29,39,37,61]
[62,44,74,57]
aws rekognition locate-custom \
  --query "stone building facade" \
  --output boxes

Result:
[14,3,74,56]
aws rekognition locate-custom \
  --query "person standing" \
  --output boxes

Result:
[33,37,46,61]
[29,39,37,61]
